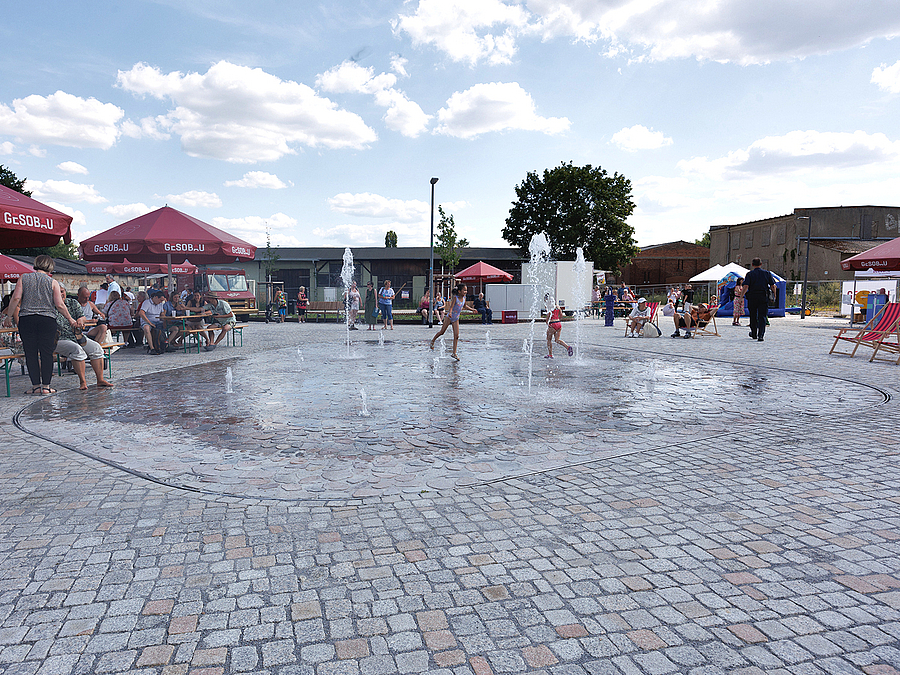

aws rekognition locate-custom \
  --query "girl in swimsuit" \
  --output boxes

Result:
[545,293,573,358]
[430,285,476,360]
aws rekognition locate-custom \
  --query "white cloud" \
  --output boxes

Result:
[116,61,377,163]
[678,130,900,178]
[0,91,123,149]
[317,61,431,137]
[224,171,289,189]
[26,179,106,204]
[212,213,302,247]
[328,192,429,223]
[395,0,900,66]
[390,55,409,78]
[104,203,156,220]
[57,161,88,175]
[161,190,222,209]
[610,124,673,152]
[28,146,46,157]
[120,116,171,141]
[434,82,569,138]
[872,60,900,94]
[45,202,87,229]
[393,0,528,66]
[0,141,14,154]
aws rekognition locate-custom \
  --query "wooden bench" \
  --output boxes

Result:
[55,342,126,378]
[306,301,344,322]
[230,323,248,347]
[0,353,25,397]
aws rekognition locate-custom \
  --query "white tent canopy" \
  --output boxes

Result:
[689,264,725,282]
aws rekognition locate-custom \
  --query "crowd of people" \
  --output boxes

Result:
[0,256,240,394]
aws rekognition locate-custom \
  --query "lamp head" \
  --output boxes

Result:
[430,177,439,185]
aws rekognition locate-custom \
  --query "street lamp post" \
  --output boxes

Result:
[797,215,811,320]
[428,177,439,328]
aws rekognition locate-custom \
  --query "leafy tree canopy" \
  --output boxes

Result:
[385,230,398,247]
[502,161,638,272]
[0,165,30,196]
[435,206,469,273]
[694,232,710,247]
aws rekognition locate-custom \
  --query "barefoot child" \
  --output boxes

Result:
[430,285,476,360]
[545,294,573,358]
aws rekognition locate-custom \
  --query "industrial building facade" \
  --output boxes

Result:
[708,206,899,281]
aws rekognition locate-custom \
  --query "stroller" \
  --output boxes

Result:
[264,301,278,323]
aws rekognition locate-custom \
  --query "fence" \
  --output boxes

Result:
[625,281,845,314]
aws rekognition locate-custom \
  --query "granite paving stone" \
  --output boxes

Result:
[0,317,897,674]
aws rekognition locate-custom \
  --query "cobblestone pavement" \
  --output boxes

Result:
[0,315,898,675]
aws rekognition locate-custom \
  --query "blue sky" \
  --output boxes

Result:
[2,1,900,252]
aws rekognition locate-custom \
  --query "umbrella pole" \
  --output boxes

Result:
[167,253,174,301]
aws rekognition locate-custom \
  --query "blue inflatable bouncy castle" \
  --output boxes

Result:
[715,270,787,318]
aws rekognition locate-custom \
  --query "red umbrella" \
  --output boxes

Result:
[455,261,514,282]
[841,236,900,271]
[0,254,34,281]
[80,206,255,264]
[455,261,514,294]
[0,184,73,248]
[80,206,255,294]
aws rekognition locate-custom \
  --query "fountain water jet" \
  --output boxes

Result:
[225,367,234,394]
[340,247,355,356]
[572,247,588,360]
[526,233,552,391]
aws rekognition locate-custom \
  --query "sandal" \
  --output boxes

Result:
[26,386,42,395]
[40,387,57,394]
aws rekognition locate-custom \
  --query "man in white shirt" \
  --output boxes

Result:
[626,298,651,337]
[139,292,166,354]
[105,274,122,298]
[77,285,108,344]
[94,283,109,307]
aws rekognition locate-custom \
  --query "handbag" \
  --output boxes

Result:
[642,322,661,338]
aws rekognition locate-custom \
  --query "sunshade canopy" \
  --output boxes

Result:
[0,253,34,281]
[0,184,73,248]
[80,206,256,264]
[85,259,197,275]
[841,236,900,272]
[689,264,725,282]
[454,261,513,282]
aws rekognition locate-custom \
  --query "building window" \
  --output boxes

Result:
[745,230,754,248]
[775,225,786,245]
[761,227,771,247]
[676,259,684,271]
[732,232,740,249]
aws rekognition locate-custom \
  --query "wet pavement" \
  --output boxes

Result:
[15,333,884,500]
[1,316,899,675]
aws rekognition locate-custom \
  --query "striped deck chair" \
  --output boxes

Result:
[624,302,659,336]
[693,304,720,337]
[829,302,900,360]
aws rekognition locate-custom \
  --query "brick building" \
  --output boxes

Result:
[618,241,710,286]
[708,206,900,281]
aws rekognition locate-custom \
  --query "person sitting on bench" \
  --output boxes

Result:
[474,292,492,324]
[200,294,235,351]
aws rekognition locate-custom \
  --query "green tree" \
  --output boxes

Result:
[502,161,638,272]
[694,232,710,247]
[0,164,30,195]
[385,230,398,247]
[262,225,280,279]
[435,206,469,274]
[0,165,77,257]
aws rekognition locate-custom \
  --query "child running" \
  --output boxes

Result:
[545,294,574,358]
[430,285,476,360]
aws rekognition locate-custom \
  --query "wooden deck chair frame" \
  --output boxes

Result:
[692,304,720,337]
[829,302,900,359]
[623,302,659,336]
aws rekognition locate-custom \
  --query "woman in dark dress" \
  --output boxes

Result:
[364,281,377,330]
